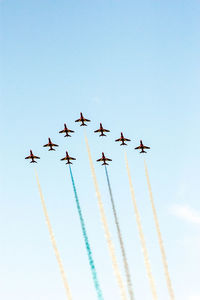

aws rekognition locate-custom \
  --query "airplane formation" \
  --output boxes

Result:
[25,112,150,164]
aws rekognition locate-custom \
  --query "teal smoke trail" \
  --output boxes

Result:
[69,165,104,300]
[105,166,135,300]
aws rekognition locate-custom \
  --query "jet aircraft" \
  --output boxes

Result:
[61,151,76,164]
[97,152,112,165]
[135,140,150,153]
[94,123,110,136]
[25,150,40,163]
[59,124,75,137]
[115,132,131,146]
[75,112,90,126]
[43,138,59,151]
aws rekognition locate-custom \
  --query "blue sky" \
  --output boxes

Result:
[1,1,200,299]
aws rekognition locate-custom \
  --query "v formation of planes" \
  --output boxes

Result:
[25,112,150,165]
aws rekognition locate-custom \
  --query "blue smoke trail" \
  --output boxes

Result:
[105,165,135,300]
[69,165,104,300]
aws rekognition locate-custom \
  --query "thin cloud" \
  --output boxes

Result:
[189,295,200,300]
[171,204,200,225]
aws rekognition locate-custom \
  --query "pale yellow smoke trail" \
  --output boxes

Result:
[85,134,128,300]
[35,170,73,300]
[125,153,158,300]
[144,160,175,300]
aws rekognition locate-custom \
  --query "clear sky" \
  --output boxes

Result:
[1,1,200,300]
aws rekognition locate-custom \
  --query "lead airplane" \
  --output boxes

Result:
[25,150,40,163]
[115,132,131,146]
[97,152,112,165]
[94,123,110,137]
[75,112,90,126]
[60,151,76,164]
[135,140,150,153]
[43,138,59,151]
[59,124,75,137]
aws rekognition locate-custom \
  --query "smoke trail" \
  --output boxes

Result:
[105,166,135,300]
[69,165,104,300]
[35,170,72,300]
[124,153,158,300]
[85,134,128,300]
[144,160,175,300]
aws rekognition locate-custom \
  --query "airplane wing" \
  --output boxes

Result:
[94,129,101,133]
[69,157,76,160]
[97,158,103,161]
[124,138,131,141]
[75,118,81,122]
[135,146,141,149]
[61,157,67,161]
[84,118,91,122]
[25,156,31,159]
[143,146,150,149]
[115,138,121,142]
[52,143,59,147]
[33,155,40,159]
[103,129,110,132]
[69,129,74,133]
[105,158,112,161]
[59,129,65,133]
[43,144,49,147]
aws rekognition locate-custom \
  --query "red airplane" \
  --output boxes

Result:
[97,152,112,165]
[135,140,150,153]
[59,124,75,137]
[115,132,131,146]
[25,150,40,163]
[60,151,76,164]
[43,138,59,151]
[94,123,110,137]
[75,112,90,126]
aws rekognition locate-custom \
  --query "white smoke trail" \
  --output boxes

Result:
[105,166,135,300]
[85,134,128,300]
[125,153,158,300]
[144,160,175,300]
[35,170,73,300]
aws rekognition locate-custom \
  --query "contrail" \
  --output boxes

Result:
[125,153,158,300]
[68,165,104,300]
[105,165,135,300]
[85,134,128,300]
[35,170,72,300]
[144,160,175,300]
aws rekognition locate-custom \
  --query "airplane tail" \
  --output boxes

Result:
[102,162,108,166]
[140,150,147,153]
[121,142,127,146]
[66,161,72,165]
[65,134,71,137]
[31,160,37,163]
[100,133,106,137]
[49,148,55,151]
[80,123,87,126]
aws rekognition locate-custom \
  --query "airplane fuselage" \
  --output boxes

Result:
[121,133,125,143]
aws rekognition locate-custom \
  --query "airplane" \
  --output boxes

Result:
[115,132,131,146]
[60,151,76,164]
[43,138,59,151]
[97,152,112,165]
[135,140,150,153]
[75,112,91,126]
[25,150,40,163]
[94,123,110,137]
[59,124,75,137]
